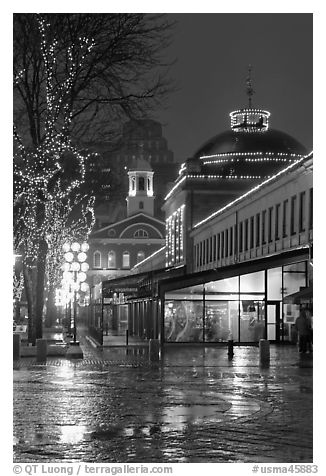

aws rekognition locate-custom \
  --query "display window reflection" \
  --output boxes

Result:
[164,300,203,342]
[205,301,239,342]
[239,300,265,342]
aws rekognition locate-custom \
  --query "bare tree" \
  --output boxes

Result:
[13,13,174,342]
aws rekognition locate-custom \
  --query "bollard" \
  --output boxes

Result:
[36,338,47,363]
[227,339,234,358]
[259,339,270,365]
[13,334,21,361]
[126,329,129,346]
[149,339,160,361]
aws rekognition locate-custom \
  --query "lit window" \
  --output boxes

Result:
[122,251,130,268]
[139,201,144,209]
[134,229,148,238]
[93,251,101,268]
[108,251,116,269]
[137,251,145,263]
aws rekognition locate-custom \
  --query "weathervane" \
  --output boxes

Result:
[246,64,255,108]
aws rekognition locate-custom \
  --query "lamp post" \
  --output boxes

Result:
[62,241,89,357]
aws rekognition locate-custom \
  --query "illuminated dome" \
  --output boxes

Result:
[195,110,307,157]
[189,106,307,180]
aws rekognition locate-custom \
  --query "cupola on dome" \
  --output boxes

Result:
[188,67,308,180]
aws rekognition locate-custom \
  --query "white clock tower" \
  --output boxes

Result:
[126,158,155,217]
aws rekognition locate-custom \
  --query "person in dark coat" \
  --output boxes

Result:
[294,309,312,353]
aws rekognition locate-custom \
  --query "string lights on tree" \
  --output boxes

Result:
[13,15,97,342]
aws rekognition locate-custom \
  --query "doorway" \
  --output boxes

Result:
[266,301,281,341]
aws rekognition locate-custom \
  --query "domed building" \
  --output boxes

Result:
[91,88,312,348]
[163,103,308,268]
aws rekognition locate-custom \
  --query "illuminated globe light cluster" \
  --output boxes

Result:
[62,241,90,294]
[60,242,90,342]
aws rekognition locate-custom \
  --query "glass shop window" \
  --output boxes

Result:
[240,270,265,293]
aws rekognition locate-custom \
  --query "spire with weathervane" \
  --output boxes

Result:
[230,65,270,133]
[246,64,255,108]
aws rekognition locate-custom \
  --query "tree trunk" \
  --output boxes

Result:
[23,265,36,344]
[35,238,48,339]
[45,285,57,328]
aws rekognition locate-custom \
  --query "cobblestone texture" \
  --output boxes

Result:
[13,333,313,463]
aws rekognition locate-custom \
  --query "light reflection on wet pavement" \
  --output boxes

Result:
[13,339,313,463]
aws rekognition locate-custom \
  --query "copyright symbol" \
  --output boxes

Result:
[13,466,22,474]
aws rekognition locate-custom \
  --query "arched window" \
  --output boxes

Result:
[134,229,148,238]
[138,176,145,191]
[122,251,130,268]
[93,251,101,268]
[137,251,145,263]
[139,201,144,209]
[108,251,116,269]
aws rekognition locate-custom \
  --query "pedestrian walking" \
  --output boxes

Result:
[294,309,312,353]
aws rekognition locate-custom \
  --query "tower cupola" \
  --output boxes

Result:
[126,158,154,216]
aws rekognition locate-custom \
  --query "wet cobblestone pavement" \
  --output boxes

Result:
[13,334,313,463]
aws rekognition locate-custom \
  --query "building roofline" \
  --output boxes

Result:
[193,152,313,229]
[92,212,165,235]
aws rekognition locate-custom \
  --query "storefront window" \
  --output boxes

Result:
[267,267,282,300]
[282,261,307,342]
[239,300,265,342]
[205,276,239,294]
[205,300,238,342]
[166,284,204,301]
[164,300,203,342]
[240,271,264,293]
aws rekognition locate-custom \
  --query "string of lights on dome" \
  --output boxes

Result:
[193,152,312,230]
[165,170,271,201]
[200,151,304,160]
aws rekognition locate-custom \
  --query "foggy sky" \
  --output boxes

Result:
[156,13,313,162]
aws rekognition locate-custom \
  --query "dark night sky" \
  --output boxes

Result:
[155,13,313,161]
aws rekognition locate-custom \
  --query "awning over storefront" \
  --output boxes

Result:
[284,286,313,304]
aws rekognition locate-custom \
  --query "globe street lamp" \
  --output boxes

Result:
[62,241,89,356]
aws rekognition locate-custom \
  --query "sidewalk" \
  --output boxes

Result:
[13,329,313,463]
